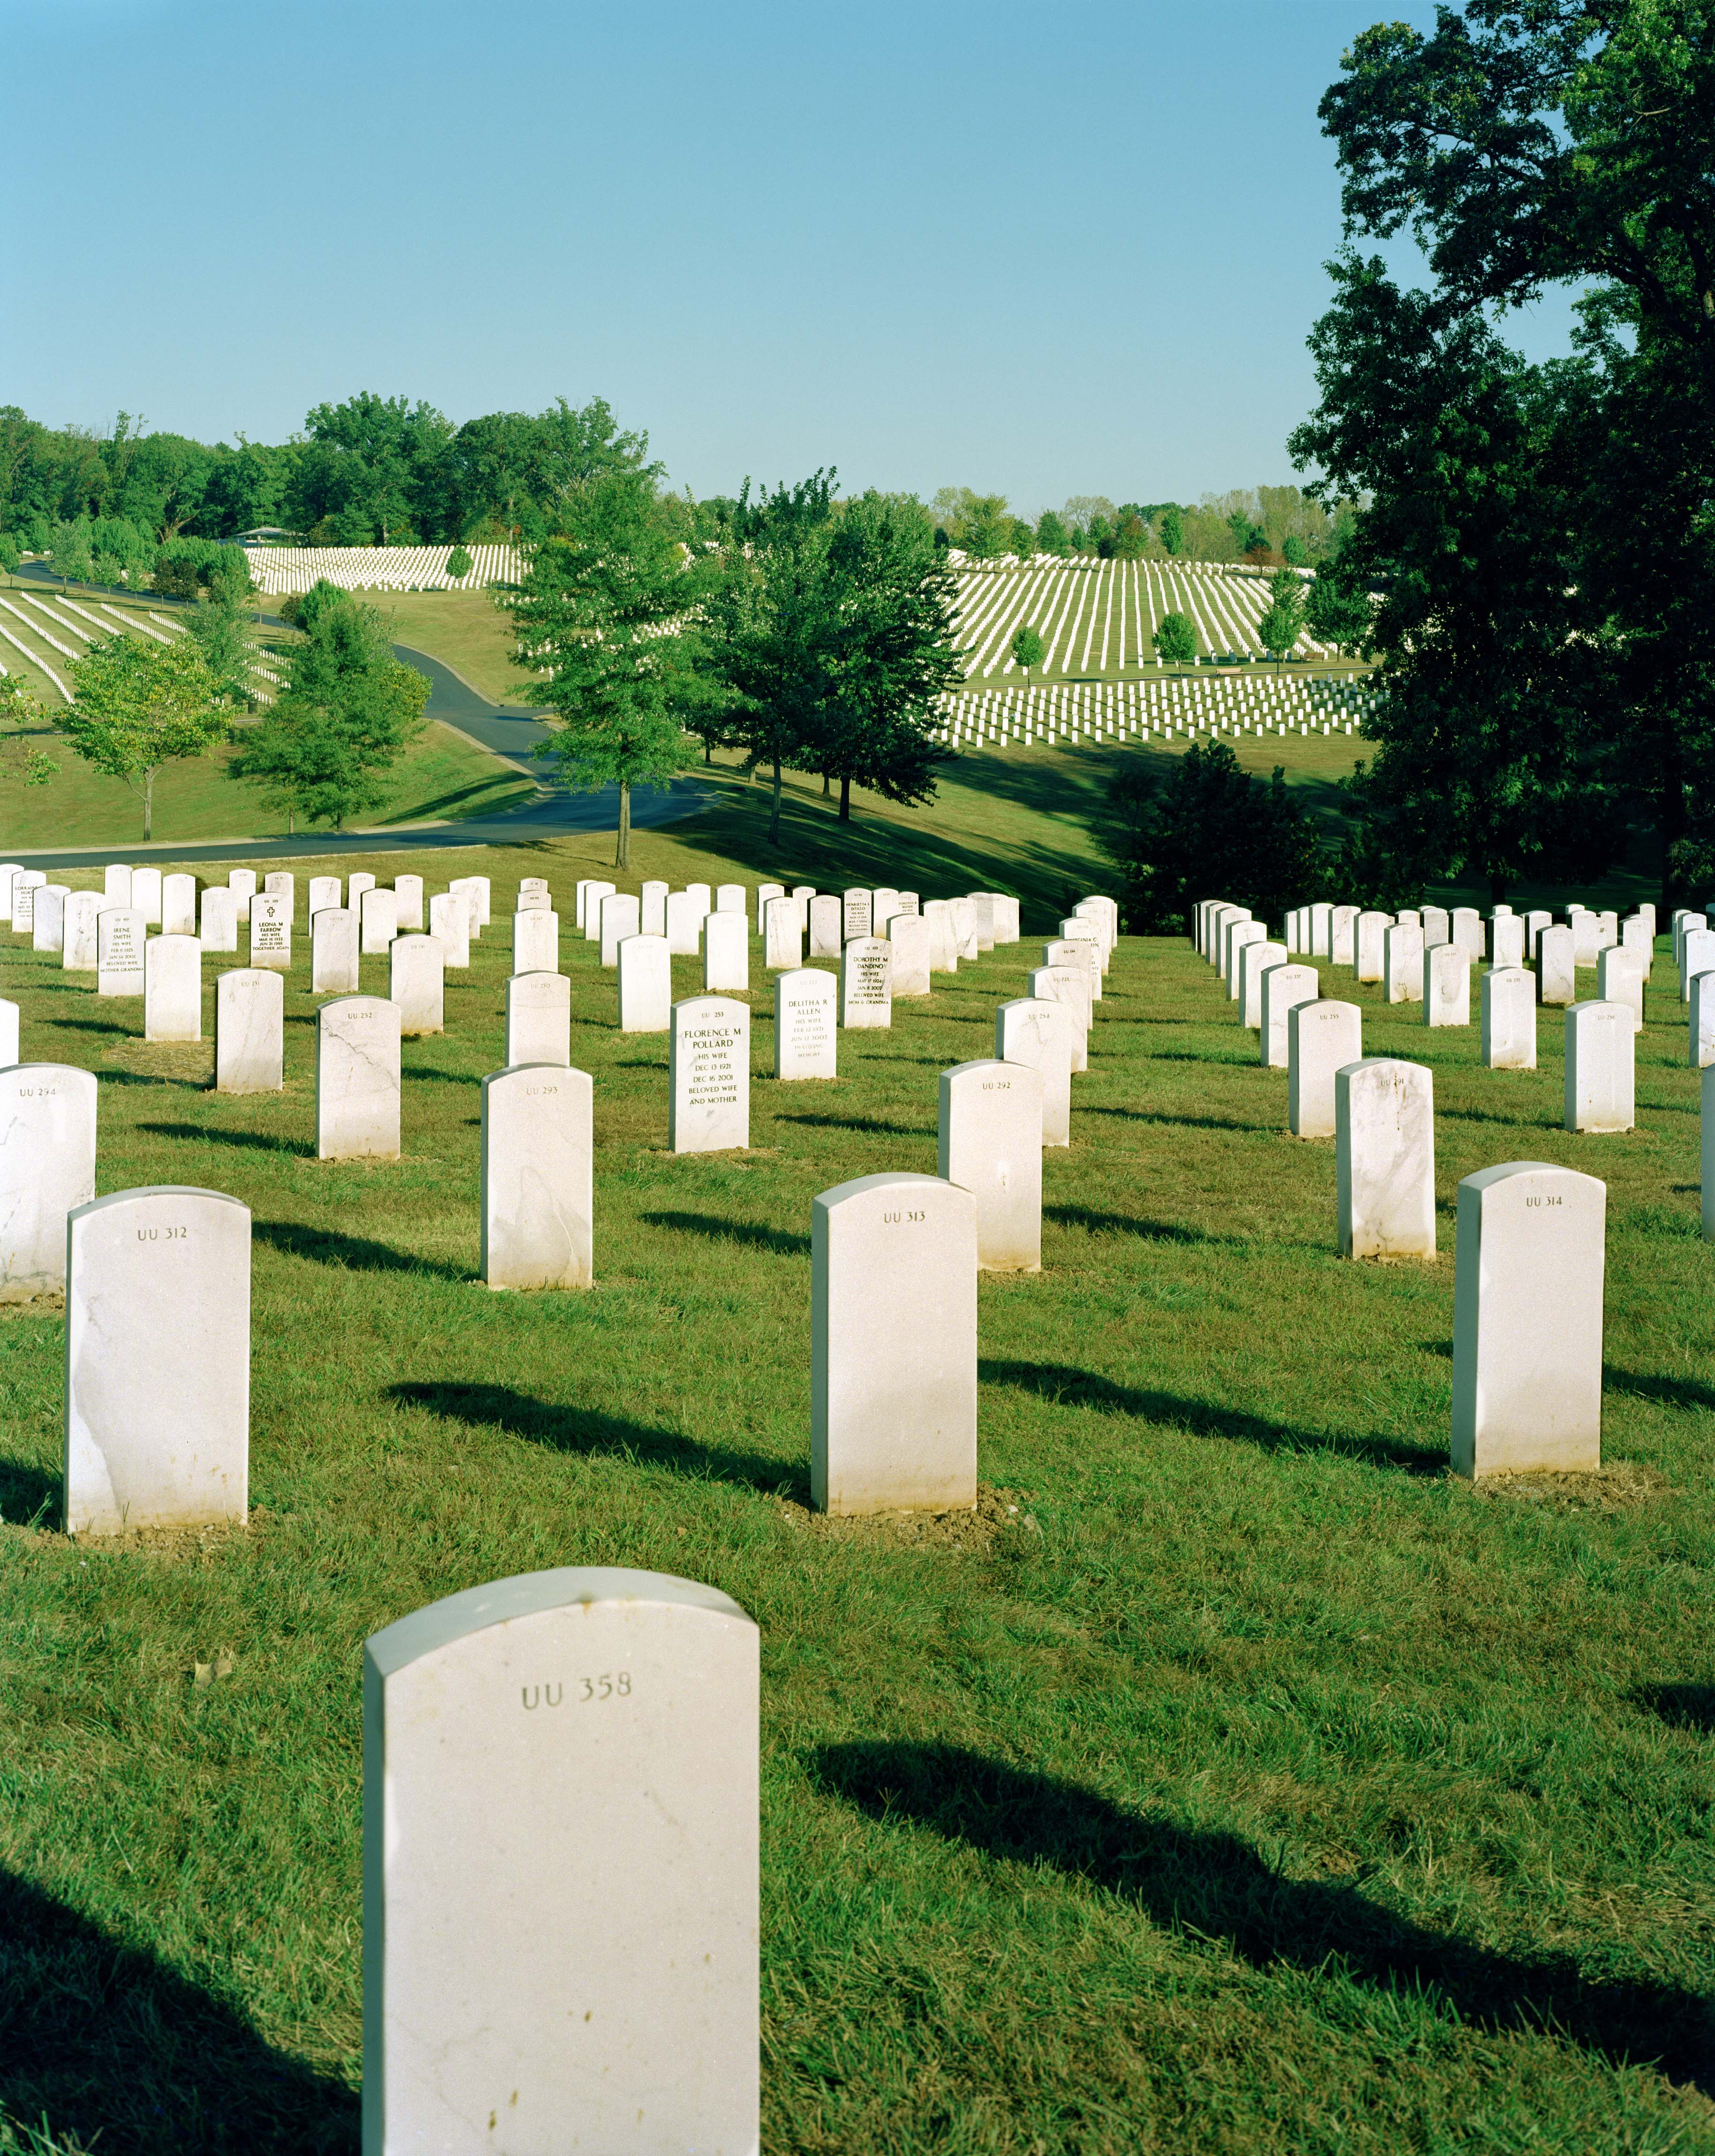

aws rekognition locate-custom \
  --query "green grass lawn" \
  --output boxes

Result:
[0,792,1712,2153]
[256,587,539,706]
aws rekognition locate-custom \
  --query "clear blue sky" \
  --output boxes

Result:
[1,0,1578,515]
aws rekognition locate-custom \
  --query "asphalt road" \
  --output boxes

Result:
[7,571,708,868]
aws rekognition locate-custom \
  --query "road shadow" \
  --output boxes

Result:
[1046,1204,1231,1247]
[387,1381,803,1499]
[1632,1684,1715,1734]
[0,1457,59,1528]
[1603,1367,1715,1414]
[140,1120,312,1159]
[979,1360,1442,1475]
[253,1219,466,1283]
[0,1866,358,2153]
[779,1113,930,1137]
[638,1210,811,1257]
[809,1741,1713,2090]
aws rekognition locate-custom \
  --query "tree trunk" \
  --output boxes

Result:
[142,768,153,842]
[616,778,632,870]
[839,774,851,822]
[768,758,782,844]
[704,738,713,764]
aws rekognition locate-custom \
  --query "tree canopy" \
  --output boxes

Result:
[61,632,227,840]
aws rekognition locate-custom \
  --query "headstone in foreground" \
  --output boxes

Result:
[1287,998,1360,1138]
[669,996,749,1154]
[144,934,201,1044]
[390,935,445,1037]
[317,996,402,1161]
[505,971,571,1068]
[938,1059,1043,1272]
[1336,1057,1435,1258]
[774,968,836,1080]
[812,1172,978,1515]
[64,1186,250,1536]
[361,1568,758,2156]
[996,998,1073,1147]
[0,997,17,1068]
[1481,967,1537,1070]
[703,910,749,994]
[481,1065,594,1290]
[1564,1001,1634,1133]
[1260,962,1318,1070]
[0,1065,97,1298]
[215,969,283,1094]
[96,907,145,998]
[1451,1162,1604,1478]
[618,934,672,1034]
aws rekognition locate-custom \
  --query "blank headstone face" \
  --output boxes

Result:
[971,894,997,951]
[1288,999,1361,1138]
[317,996,402,1161]
[347,872,377,910]
[665,890,702,955]
[1330,904,1358,965]
[1355,910,1389,983]
[1260,962,1318,1069]
[103,863,132,906]
[618,934,672,1033]
[991,894,1021,944]
[670,996,750,1153]
[640,880,670,938]
[199,885,238,952]
[395,874,425,932]
[1395,908,1422,930]
[481,1065,594,1290]
[309,875,342,917]
[703,910,750,994]
[391,935,445,1036]
[161,873,197,937]
[842,887,873,941]
[1336,1058,1435,1257]
[62,892,101,971]
[1682,927,1715,1002]
[145,935,201,1043]
[1224,917,1265,989]
[1598,945,1644,1033]
[360,888,399,955]
[1450,907,1484,958]
[1284,907,1304,956]
[996,997,1072,1145]
[924,900,958,974]
[764,897,802,971]
[0,1065,97,1298]
[223,868,253,923]
[12,870,44,933]
[1491,915,1525,970]
[686,882,712,920]
[949,896,979,962]
[888,913,932,997]
[1421,905,1450,948]
[873,887,902,937]
[249,893,291,971]
[774,968,837,1080]
[716,882,747,915]
[1238,940,1287,1027]
[264,870,295,921]
[362,1567,759,2156]
[1565,1001,1634,1132]
[64,1187,250,1536]
[938,1060,1042,1271]
[1207,905,1247,970]
[808,894,842,959]
[506,971,571,1067]
[0,997,18,1067]
[1525,909,1553,959]
[1537,923,1575,1006]
[1384,923,1424,1004]
[514,908,560,977]
[452,874,492,930]
[1309,901,1332,957]
[790,885,814,931]
[1028,964,1089,1072]
[1482,967,1537,1070]
[599,893,640,968]
[582,880,616,941]
[312,908,360,995]
[97,907,145,997]
[755,882,785,933]
[812,1172,978,1515]
[1452,1163,1605,1478]
[1621,915,1653,975]
[0,867,22,925]
[33,884,68,953]
[215,969,284,1094]
[1423,943,1471,1027]
[429,891,470,968]
[840,938,892,1029]
[1571,910,1600,967]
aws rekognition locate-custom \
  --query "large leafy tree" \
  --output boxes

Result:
[1300,1,1715,906]
[228,598,428,831]
[504,470,711,868]
[61,632,227,840]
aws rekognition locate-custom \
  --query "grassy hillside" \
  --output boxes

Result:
[257,586,539,707]
[0,826,1711,2153]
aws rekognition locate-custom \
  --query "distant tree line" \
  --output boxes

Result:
[926,484,1358,566]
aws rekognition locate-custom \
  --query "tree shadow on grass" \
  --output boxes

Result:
[1079,1105,1259,1132]
[0,1867,358,2154]
[0,1457,58,1528]
[140,1121,313,1159]
[1632,1683,1715,1734]
[979,1359,1442,1475]
[253,1219,466,1284]
[1045,1204,1232,1248]
[810,1741,1713,2091]
[1603,1366,1715,1414]
[387,1381,804,1500]
[638,1210,811,1257]
[779,1112,931,1138]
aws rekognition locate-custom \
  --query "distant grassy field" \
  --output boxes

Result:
[0,816,1710,2153]
[256,586,538,707]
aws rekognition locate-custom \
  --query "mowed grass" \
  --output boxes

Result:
[256,587,539,707]
[0,794,1712,2153]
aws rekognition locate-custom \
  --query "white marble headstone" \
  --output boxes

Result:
[1288,999,1361,1138]
[0,1065,97,1297]
[360,887,399,955]
[669,996,749,1153]
[161,872,198,937]
[938,1060,1042,1271]
[390,935,445,1036]
[1565,1001,1633,1132]
[481,1066,594,1290]
[215,969,283,1093]
[808,894,842,959]
[1336,1058,1435,1257]
[888,913,932,997]
[317,996,402,1160]
[773,969,836,1080]
[96,907,145,997]
[640,880,669,938]
[144,934,201,1043]
[62,892,100,971]
[505,972,571,1068]
[1481,968,1537,1070]
[1538,923,1576,1006]
[665,890,702,955]
[703,910,749,994]
[995,997,1072,1146]
[1423,943,1471,1027]
[313,907,360,994]
[842,887,873,942]
[309,875,342,918]
[1260,962,1318,1069]
[618,934,672,1033]
[514,908,560,976]
[764,897,801,971]
[429,891,470,968]
[198,885,238,953]
[394,874,425,932]
[249,893,290,972]
[599,893,640,968]
[840,938,892,1029]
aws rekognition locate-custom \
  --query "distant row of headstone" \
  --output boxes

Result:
[1191,891,1705,1484]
